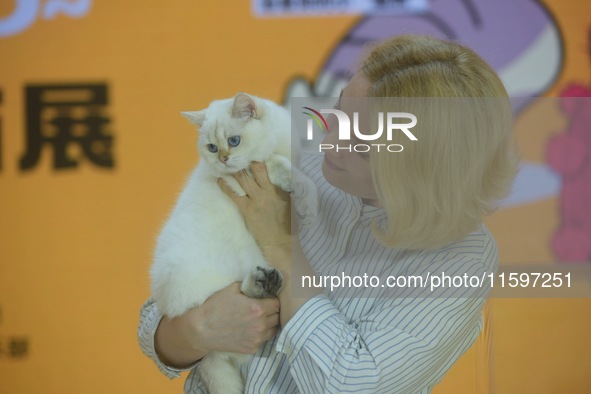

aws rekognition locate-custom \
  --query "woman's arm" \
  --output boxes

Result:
[217,162,323,327]
[138,282,280,377]
[138,298,191,379]
[276,293,487,393]
[261,241,323,327]
[154,309,208,369]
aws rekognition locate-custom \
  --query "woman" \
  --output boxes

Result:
[138,35,518,393]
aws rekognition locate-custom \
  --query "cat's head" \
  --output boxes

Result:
[182,93,279,174]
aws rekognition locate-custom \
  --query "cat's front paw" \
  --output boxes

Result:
[241,266,282,298]
[293,178,319,226]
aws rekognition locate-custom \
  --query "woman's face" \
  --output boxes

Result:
[321,73,380,206]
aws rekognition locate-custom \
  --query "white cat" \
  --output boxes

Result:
[150,93,317,394]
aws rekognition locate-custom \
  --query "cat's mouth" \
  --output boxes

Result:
[216,162,247,174]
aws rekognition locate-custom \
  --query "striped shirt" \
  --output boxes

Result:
[138,152,498,393]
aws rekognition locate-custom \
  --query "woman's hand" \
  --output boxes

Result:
[218,162,292,269]
[155,282,280,368]
[218,162,324,327]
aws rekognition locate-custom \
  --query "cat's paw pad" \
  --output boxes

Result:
[241,266,282,298]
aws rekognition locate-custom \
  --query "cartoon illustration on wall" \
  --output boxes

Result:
[285,0,591,263]
[546,27,591,263]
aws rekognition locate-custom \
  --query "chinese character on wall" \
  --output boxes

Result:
[0,336,30,359]
[8,337,29,358]
[20,83,115,171]
[0,305,30,360]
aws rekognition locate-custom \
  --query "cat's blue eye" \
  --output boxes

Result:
[207,144,218,153]
[228,136,241,147]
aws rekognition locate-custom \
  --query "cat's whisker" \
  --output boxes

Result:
[228,155,247,168]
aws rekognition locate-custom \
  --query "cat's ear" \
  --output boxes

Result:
[232,93,262,120]
[181,110,206,126]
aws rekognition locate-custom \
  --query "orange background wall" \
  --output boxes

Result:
[0,1,590,393]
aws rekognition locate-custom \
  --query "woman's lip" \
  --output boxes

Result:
[323,155,344,171]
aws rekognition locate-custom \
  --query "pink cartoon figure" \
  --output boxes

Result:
[547,82,591,263]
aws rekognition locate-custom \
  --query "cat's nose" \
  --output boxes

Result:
[219,156,229,164]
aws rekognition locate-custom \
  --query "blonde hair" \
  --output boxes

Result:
[360,35,519,249]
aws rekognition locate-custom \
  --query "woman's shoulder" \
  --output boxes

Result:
[429,223,498,273]
[396,224,498,277]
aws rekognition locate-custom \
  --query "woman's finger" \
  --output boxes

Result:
[234,169,261,197]
[262,326,279,342]
[251,162,273,191]
[259,296,281,315]
[264,313,280,329]
[217,179,248,209]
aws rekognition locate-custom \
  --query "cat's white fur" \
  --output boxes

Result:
[150,93,317,394]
